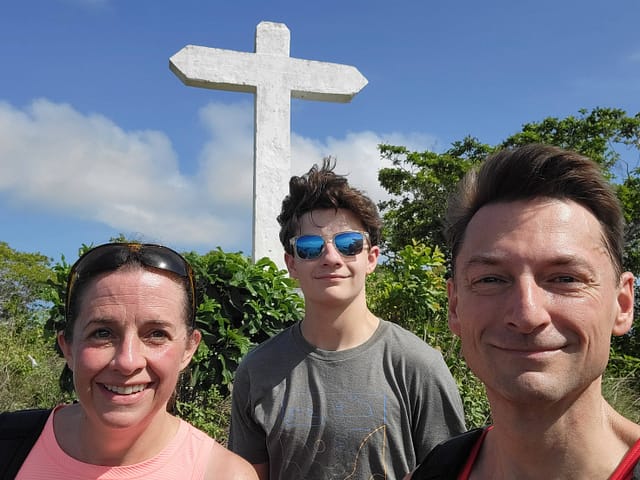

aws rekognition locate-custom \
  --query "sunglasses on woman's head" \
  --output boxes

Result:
[66,243,196,325]
[289,231,370,260]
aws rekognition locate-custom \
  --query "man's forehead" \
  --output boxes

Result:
[456,198,609,265]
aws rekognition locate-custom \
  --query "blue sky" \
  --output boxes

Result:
[2,0,640,265]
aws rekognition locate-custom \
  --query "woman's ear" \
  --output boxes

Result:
[181,329,202,369]
[57,331,74,371]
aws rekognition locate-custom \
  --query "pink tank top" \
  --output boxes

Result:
[16,406,215,479]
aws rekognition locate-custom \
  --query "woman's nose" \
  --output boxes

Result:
[111,335,146,373]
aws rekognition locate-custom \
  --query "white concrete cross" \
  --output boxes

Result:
[170,21,368,270]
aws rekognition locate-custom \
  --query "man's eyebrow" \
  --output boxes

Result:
[461,253,504,268]
[462,252,597,270]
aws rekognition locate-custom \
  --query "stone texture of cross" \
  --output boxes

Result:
[170,21,368,269]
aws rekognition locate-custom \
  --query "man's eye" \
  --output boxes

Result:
[553,275,577,283]
[90,328,111,340]
[477,276,503,283]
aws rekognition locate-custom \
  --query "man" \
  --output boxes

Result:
[229,159,466,480]
[409,144,640,479]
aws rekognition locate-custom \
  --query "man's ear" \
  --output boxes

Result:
[612,271,635,336]
[447,278,461,337]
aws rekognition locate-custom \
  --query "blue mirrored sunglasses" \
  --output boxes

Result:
[290,231,370,260]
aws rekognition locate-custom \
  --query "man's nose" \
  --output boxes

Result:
[506,278,551,333]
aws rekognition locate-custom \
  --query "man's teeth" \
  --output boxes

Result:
[104,384,146,395]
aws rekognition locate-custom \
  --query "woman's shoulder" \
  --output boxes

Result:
[204,441,258,479]
[177,419,257,479]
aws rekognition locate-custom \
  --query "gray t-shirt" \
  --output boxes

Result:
[229,319,466,480]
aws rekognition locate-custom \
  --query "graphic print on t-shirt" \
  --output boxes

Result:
[277,391,389,479]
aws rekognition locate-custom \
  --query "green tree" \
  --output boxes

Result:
[0,321,69,411]
[378,138,489,256]
[0,242,53,326]
[0,243,70,410]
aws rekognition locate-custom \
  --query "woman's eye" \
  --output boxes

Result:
[146,330,170,343]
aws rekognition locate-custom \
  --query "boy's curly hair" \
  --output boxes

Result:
[278,158,382,254]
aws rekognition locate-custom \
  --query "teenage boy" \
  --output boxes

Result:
[230,159,466,480]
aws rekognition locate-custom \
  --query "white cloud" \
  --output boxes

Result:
[0,99,227,248]
[0,99,435,253]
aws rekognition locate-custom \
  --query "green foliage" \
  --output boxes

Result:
[0,242,54,326]
[44,244,93,393]
[367,242,490,428]
[175,385,231,444]
[501,107,640,172]
[368,241,447,338]
[603,374,640,423]
[378,107,640,260]
[378,139,487,255]
[0,242,71,411]
[0,320,71,411]
[175,250,304,400]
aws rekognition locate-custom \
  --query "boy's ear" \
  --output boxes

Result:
[366,245,380,274]
[285,252,298,279]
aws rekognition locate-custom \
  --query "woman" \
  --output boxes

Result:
[13,243,257,479]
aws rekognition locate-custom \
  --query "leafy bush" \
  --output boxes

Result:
[179,250,304,400]
[0,320,70,411]
[175,384,231,444]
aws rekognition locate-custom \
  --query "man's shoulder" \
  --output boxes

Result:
[410,428,486,479]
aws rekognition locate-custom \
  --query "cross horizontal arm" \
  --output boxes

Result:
[170,45,368,102]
